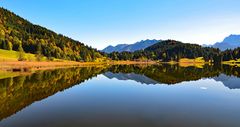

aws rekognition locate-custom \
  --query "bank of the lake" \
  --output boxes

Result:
[1,59,239,73]
[0,60,158,72]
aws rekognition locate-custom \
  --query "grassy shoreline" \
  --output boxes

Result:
[1,58,240,73]
[0,60,158,72]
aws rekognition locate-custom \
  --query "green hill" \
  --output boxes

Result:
[144,40,220,61]
[0,7,103,62]
[108,40,221,62]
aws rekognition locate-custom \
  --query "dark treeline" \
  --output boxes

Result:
[108,40,240,63]
[221,47,240,61]
[0,7,103,61]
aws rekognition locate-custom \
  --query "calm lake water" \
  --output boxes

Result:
[0,64,240,127]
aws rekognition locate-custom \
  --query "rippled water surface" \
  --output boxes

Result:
[0,64,240,127]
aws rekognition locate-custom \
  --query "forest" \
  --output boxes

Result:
[0,7,104,62]
[108,40,240,63]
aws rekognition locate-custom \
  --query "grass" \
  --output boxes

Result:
[0,49,80,72]
[222,58,240,63]
[0,49,42,61]
[222,58,240,67]
[179,57,205,63]
[177,57,206,68]
[161,57,206,68]
[0,49,67,62]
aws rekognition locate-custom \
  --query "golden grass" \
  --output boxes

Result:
[0,60,158,72]
[159,57,207,68]
[108,60,157,65]
[179,57,205,63]
[222,59,240,63]
[178,62,205,68]
[0,61,112,79]
[222,58,240,67]
[177,57,206,68]
[0,61,107,71]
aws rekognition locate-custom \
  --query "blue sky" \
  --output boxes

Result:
[1,0,240,49]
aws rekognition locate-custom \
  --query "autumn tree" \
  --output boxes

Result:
[35,42,42,61]
[18,42,25,61]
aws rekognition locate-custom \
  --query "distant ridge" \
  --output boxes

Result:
[102,39,160,53]
[104,72,158,85]
[213,74,240,89]
[210,34,240,51]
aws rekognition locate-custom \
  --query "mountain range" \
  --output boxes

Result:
[210,34,240,51]
[103,34,240,53]
[104,71,240,89]
[102,39,160,53]
[104,72,158,85]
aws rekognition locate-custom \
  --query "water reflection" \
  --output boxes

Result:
[105,64,240,88]
[0,67,105,120]
[0,64,240,127]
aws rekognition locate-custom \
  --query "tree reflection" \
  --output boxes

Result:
[0,67,105,120]
[0,64,240,121]
[106,64,240,84]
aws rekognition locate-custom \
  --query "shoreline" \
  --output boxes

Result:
[0,61,104,72]
[0,61,157,72]
[0,60,239,73]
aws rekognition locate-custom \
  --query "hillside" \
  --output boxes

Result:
[0,7,103,62]
[102,39,159,53]
[108,40,220,62]
[144,40,220,61]
[211,34,240,51]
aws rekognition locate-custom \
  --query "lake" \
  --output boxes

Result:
[0,64,240,127]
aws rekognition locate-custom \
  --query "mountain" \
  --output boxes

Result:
[143,40,220,61]
[108,40,220,62]
[104,72,159,85]
[0,7,102,61]
[103,44,128,53]
[211,34,240,51]
[213,74,240,89]
[102,39,160,53]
